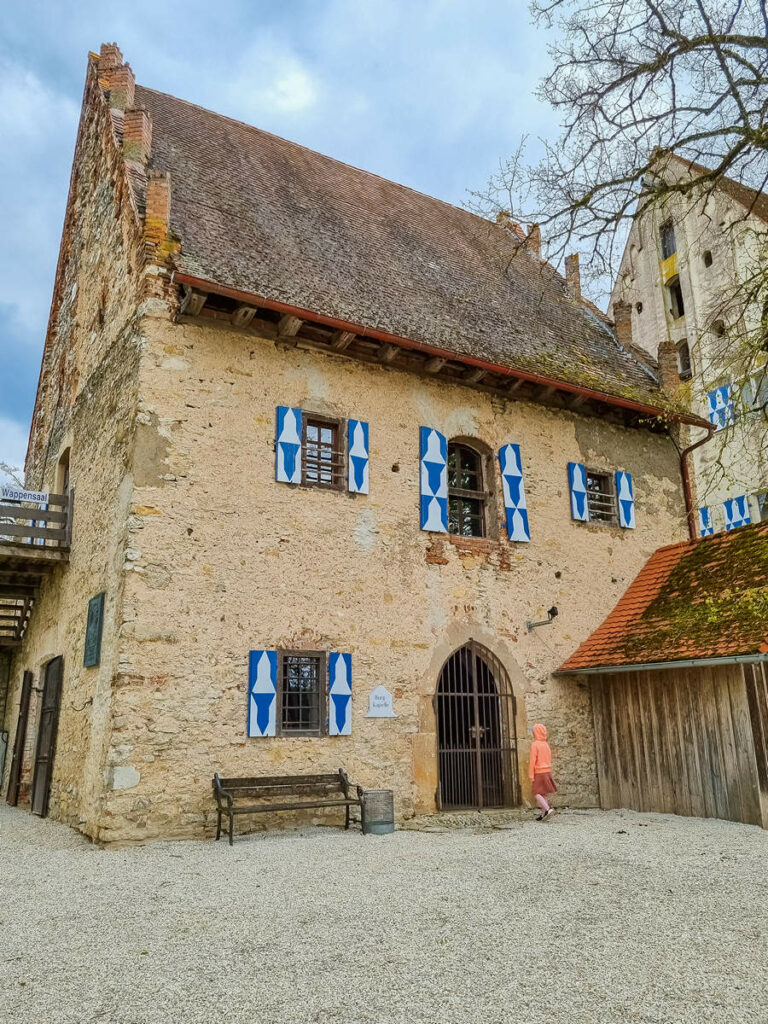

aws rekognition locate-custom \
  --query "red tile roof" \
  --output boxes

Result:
[559,521,768,671]
[136,85,671,410]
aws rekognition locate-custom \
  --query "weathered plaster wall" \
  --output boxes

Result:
[611,178,768,522]
[1,60,144,834]
[97,315,689,842]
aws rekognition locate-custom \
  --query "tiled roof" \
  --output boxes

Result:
[136,85,668,409]
[559,521,768,671]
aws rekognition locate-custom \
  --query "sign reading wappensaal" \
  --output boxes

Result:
[1,485,49,504]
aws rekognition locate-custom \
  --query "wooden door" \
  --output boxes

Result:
[744,662,768,828]
[592,665,763,827]
[6,670,33,806]
[30,657,63,818]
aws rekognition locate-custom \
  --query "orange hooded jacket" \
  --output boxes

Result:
[529,723,552,780]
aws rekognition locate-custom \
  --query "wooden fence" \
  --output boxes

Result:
[0,490,73,550]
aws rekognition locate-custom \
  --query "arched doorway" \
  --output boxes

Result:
[435,641,519,810]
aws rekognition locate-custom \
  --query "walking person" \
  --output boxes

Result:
[529,723,557,820]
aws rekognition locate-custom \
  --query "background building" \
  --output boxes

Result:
[610,152,768,536]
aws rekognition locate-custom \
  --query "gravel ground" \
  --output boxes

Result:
[1,804,767,1024]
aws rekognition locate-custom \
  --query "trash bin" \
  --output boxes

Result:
[362,789,395,835]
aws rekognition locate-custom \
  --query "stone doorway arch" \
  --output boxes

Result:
[435,640,520,810]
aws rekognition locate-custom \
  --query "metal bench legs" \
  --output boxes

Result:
[215,809,235,845]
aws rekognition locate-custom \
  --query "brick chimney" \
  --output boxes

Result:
[123,108,152,164]
[525,223,541,257]
[97,43,123,75]
[565,253,581,301]
[108,63,135,112]
[656,340,681,395]
[97,44,136,111]
[145,171,171,248]
[612,300,633,350]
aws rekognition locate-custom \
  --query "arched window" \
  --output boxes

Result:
[677,340,692,379]
[56,448,70,495]
[447,442,487,538]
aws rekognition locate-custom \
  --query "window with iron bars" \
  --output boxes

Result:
[302,417,345,489]
[585,470,619,525]
[278,652,327,736]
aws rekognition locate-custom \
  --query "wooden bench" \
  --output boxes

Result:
[212,770,364,845]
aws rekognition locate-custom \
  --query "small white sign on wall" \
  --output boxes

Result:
[366,685,397,718]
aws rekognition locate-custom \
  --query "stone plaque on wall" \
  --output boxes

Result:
[83,592,105,668]
[366,684,397,718]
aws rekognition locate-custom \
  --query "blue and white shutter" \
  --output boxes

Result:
[707,386,735,431]
[698,507,714,537]
[738,494,751,526]
[328,652,352,736]
[724,495,751,531]
[615,471,635,529]
[347,420,370,494]
[568,462,589,521]
[419,427,448,532]
[247,650,278,737]
[498,444,530,542]
[275,406,302,483]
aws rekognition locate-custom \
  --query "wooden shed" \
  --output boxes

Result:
[559,522,768,828]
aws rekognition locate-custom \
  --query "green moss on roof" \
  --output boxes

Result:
[560,521,768,670]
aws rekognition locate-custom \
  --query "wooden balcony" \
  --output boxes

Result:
[0,489,73,648]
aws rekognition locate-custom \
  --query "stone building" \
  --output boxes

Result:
[0,45,708,843]
[610,152,768,536]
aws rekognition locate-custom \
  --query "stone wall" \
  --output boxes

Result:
[95,313,689,843]
[1,55,145,834]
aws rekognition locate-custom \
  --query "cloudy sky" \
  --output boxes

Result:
[0,0,557,476]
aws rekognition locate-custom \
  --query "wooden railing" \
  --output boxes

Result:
[0,488,73,552]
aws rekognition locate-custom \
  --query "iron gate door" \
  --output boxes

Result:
[435,641,519,810]
[31,657,63,818]
[6,670,33,807]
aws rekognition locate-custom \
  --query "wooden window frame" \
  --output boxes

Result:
[276,650,327,737]
[301,415,346,491]
[756,492,768,523]
[447,442,489,539]
[585,469,619,526]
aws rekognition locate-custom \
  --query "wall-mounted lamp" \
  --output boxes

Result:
[526,606,558,632]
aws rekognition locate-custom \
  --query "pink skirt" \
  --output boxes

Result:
[532,772,557,797]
